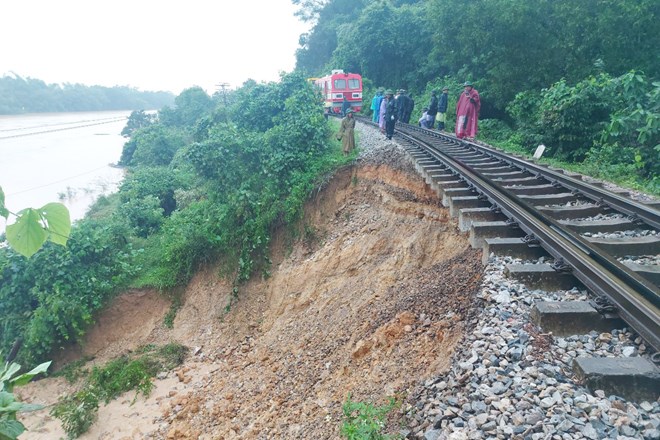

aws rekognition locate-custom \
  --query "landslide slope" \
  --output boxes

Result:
[20,125,484,439]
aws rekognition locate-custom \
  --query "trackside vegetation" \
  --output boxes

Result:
[296,0,658,193]
[0,72,354,368]
[341,394,401,440]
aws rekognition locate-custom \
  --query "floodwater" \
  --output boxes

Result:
[0,111,130,233]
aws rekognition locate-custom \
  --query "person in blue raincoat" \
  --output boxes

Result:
[371,89,384,123]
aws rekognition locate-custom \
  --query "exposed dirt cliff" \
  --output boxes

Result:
[18,126,484,439]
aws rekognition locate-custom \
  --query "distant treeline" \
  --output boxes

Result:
[0,74,175,114]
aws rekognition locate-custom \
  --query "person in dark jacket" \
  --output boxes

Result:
[384,89,397,140]
[436,87,449,131]
[403,91,415,123]
[427,90,439,129]
[395,89,406,122]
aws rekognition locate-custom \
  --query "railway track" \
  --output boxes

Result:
[360,117,659,358]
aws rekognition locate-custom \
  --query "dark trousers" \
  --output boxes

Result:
[386,120,396,139]
[428,113,436,129]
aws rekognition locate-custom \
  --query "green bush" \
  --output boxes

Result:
[51,387,100,439]
[120,125,186,167]
[341,394,400,440]
[0,219,138,365]
[51,344,187,438]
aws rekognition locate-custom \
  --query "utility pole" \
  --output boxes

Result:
[215,83,230,106]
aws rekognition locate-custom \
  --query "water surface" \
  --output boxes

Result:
[0,111,129,233]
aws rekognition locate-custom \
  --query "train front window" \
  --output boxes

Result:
[334,79,346,89]
[348,79,360,89]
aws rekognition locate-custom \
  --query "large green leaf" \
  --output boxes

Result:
[0,187,8,219]
[0,415,25,440]
[4,209,48,258]
[15,403,44,413]
[10,361,51,388]
[0,365,21,392]
[0,392,20,413]
[39,203,70,246]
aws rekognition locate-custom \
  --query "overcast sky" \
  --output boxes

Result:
[1,0,311,95]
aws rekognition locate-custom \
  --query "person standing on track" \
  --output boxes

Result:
[396,89,408,123]
[436,86,449,131]
[379,90,392,133]
[403,90,414,124]
[427,90,439,129]
[371,88,384,123]
[336,109,356,156]
[455,81,481,140]
[384,89,397,140]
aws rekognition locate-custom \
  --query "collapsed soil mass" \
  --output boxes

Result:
[20,158,484,439]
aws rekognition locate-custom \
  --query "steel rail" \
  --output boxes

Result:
[395,129,660,351]
[422,129,660,231]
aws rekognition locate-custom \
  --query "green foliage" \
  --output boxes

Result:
[0,219,138,366]
[332,1,432,88]
[121,110,156,138]
[140,72,338,291]
[137,200,224,290]
[163,295,182,329]
[51,387,99,439]
[0,187,71,258]
[0,360,51,440]
[502,71,659,186]
[159,87,215,128]
[88,357,155,403]
[0,188,8,220]
[340,394,400,440]
[52,357,92,384]
[295,0,367,75]
[297,0,659,116]
[120,124,186,167]
[599,73,660,179]
[51,344,187,439]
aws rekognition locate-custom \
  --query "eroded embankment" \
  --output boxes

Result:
[20,161,484,440]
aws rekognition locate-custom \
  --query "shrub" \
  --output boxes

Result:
[51,344,187,438]
[341,394,400,440]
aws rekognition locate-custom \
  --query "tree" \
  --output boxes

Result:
[121,110,156,138]
[159,87,215,128]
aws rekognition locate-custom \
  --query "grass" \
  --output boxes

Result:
[340,394,401,440]
[477,132,659,197]
[51,343,188,439]
[52,356,94,384]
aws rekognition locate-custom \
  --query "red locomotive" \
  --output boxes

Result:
[312,70,363,114]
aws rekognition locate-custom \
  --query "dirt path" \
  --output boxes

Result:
[18,150,484,439]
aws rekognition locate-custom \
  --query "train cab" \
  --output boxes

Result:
[313,70,362,114]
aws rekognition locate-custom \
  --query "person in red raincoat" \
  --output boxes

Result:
[455,81,481,140]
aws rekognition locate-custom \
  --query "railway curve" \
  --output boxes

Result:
[361,117,660,354]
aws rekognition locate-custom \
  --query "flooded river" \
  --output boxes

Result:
[0,111,129,233]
